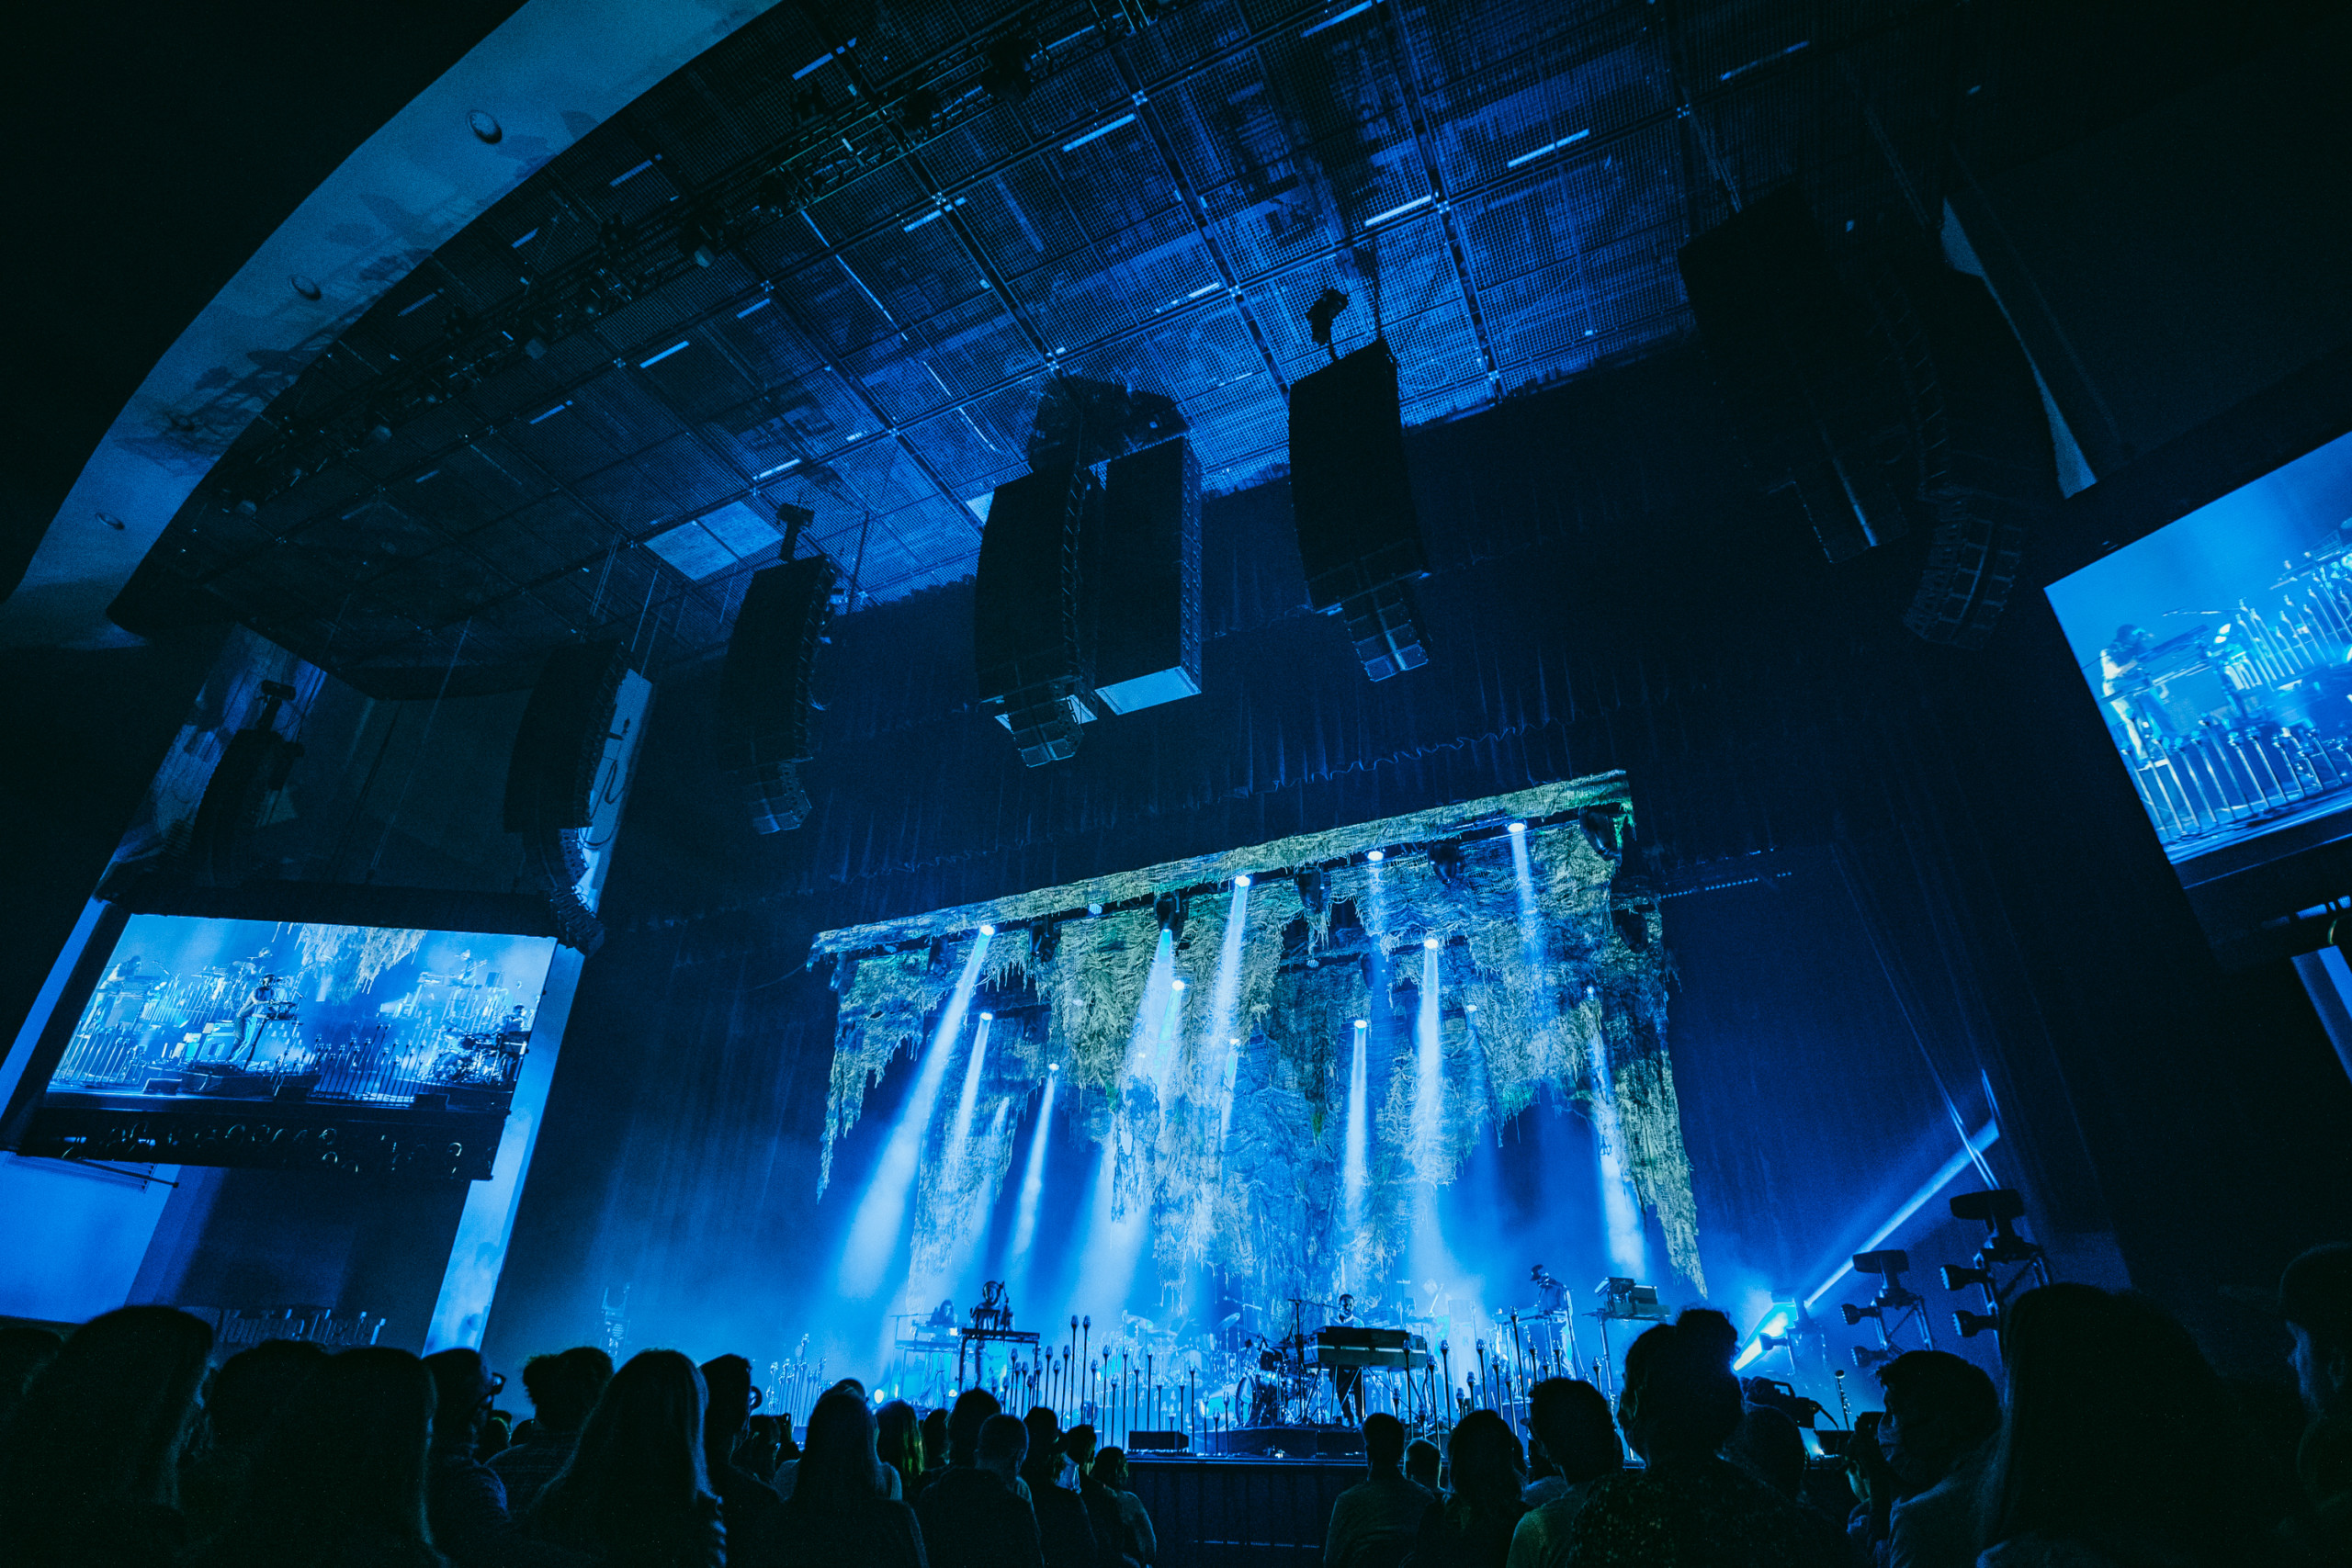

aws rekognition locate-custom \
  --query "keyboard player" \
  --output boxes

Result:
[1329,1294,1365,1423]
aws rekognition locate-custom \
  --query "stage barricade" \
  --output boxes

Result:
[1126,1458,1363,1565]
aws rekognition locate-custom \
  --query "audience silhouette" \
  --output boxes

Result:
[1508,1380,1622,1568]
[699,1354,785,1567]
[1020,1405,1098,1568]
[11,1241,2352,1568]
[185,1346,442,1568]
[775,1388,924,1566]
[0,1305,213,1568]
[914,1403,1041,1568]
[1554,1317,1818,1566]
[177,1337,328,1544]
[1409,1407,1527,1568]
[1326,1411,1431,1568]
[1090,1449,1155,1568]
[530,1348,724,1567]
[1977,1282,2277,1568]
[491,1348,610,1516]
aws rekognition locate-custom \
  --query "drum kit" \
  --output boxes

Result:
[1227,1298,1325,1427]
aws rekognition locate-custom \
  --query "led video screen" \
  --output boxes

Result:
[29,915,557,1175]
[2048,428,2352,881]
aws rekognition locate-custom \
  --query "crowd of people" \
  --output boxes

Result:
[0,1246,2344,1568]
[1317,1243,2352,1568]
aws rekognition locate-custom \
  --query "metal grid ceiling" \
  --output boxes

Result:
[147,0,1973,691]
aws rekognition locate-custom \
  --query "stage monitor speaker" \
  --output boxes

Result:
[1091,436,1202,715]
[504,642,631,952]
[1288,338,1427,611]
[1678,189,1917,562]
[1125,1430,1190,1452]
[719,555,839,832]
[975,459,1101,766]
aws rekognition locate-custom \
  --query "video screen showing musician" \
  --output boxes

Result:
[2099,625,2186,759]
[2048,427,2352,865]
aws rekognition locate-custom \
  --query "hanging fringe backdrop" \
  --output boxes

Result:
[815,771,1703,1293]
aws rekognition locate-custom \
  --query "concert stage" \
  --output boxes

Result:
[795,772,1697,1443]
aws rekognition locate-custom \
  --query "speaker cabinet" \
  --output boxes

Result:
[719,555,839,832]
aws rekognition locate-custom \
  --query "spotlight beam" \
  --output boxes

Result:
[1732,1120,2002,1370]
[1007,1069,1057,1285]
[838,934,991,1297]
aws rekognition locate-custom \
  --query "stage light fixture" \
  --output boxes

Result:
[1087,902,1104,917]
[1153,894,1185,940]
[1940,1262,1994,1292]
[1306,287,1350,350]
[1840,1302,1880,1326]
[1851,1344,1894,1370]
[980,31,1035,104]
[1367,849,1385,863]
[1171,979,1187,991]
[1507,821,1528,834]
[1464,1003,1477,1012]
[979,1011,994,1021]
[979,923,997,936]
[1295,869,1327,916]
[1031,920,1059,963]
[1954,1309,2000,1338]
[1353,1019,1369,1030]
[1049,1062,1059,1072]
[1423,935,1441,950]
[1233,874,1251,888]
[1430,840,1464,886]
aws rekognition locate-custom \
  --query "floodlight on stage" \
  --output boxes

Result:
[1171,979,1187,991]
[979,923,996,935]
[1424,936,1441,950]
[1049,1062,1059,1071]
[979,1011,994,1021]
[1087,902,1103,917]
[1354,1019,1369,1030]
[1508,821,1528,834]
[1367,849,1385,863]
[1233,874,1251,888]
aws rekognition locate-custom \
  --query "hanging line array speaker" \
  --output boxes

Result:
[1287,338,1431,682]
[975,458,1102,766]
[1678,188,1917,564]
[719,553,839,832]
[503,641,631,952]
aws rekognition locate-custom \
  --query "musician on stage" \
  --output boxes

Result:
[2101,624,2181,758]
[1329,1294,1365,1425]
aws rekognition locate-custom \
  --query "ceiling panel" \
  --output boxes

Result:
[144,0,1992,685]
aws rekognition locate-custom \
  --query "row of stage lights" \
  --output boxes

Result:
[900,820,1533,958]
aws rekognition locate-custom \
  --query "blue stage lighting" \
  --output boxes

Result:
[1234,874,1251,887]
[1171,978,1186,991]
[1508,821,1528,834]
[1353,1018,1369,1030]
[1087,902,1103,916]
[979,923,996,936]
[978,1011,993,1021]
[1367,849,1385,863]
[1423,935,1441,949]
